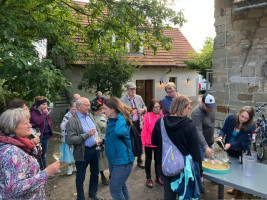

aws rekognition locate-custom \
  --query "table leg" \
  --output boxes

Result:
[218,184,224,199]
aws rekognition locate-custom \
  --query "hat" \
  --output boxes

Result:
[91,100,103,112]
[125,82,136,89]
[202,94,216,108]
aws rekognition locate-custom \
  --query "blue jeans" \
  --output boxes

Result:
[199,144,213,161]
[75,148,100,200]
[41,134,49,168]
[109,163,133,200]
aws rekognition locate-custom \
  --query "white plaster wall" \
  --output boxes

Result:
[129,67,199,101]
[63,66,198,102]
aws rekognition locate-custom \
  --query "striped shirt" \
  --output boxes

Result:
[76,111,99,147]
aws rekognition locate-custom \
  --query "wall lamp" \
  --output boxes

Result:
[186,77,191,83]
[160,78,164,85]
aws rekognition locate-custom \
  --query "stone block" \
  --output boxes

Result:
[227,48,242,56]
[216,32,227,44]
[228,67,241,76]
[255,27,267,38]
[215,0,230,9]
[254,92,267,102]
[248,9,263,18]
[237,93,253,101]
[260,16,267,27]
[241,65,255,77]
[215,15,232,26]
[214,75,228,84]
[217,105,230,113]
[242,20,258,30]
[233,13,247,21]
[213,48,227,59]
[212,83,225,91]
[248,86,259,93]
[229,83,249,92]
[233,20,243,31]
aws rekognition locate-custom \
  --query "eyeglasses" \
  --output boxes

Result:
[153,106,161,109]
[166,90,176,94]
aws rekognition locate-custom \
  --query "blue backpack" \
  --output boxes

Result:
[161,118,185,176]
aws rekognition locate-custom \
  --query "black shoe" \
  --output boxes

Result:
[137,163,145,169]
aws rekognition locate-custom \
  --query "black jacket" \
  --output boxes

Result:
[151,115,202,175]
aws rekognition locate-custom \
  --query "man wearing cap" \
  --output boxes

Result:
[161,82,179,115]
[121,82,147,169]
[191,94,216,160]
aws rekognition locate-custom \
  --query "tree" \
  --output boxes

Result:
[184,38,214,79]
[0,0,186,101]
[78,53,138,98]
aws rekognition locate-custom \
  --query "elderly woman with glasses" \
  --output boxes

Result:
[141,99,164,188]
[0,108,59,200]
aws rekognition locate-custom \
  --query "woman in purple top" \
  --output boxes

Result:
[0,108,59,200]
[30,96,53,169]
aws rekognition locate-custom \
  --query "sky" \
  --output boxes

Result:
[174,0,216,52]
[73,0,216,52]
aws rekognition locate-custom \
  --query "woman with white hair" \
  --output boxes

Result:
[0,108,60,200]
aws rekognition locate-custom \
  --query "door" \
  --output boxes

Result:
[136,80,154,107]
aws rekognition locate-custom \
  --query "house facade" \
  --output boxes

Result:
[212,0,267,127]
[50,2,199,125]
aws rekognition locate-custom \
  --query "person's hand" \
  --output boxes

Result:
[45,160,60,177]
[132,109,137,115]
[87,128,96,137]
[138,109,145,115]
[216,136,223,141]
[96,138,103,145]
[31,138,40,145]
[205,147,214,158]
[224,143,231,150]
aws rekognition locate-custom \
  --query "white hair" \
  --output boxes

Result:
[0,108,30,135]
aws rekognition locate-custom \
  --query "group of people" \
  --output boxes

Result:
[0,81,257,200]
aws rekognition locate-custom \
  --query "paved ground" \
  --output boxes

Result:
[45,137,235,200]
[45,97,266,200]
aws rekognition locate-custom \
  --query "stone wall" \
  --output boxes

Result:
[212,0,267,127]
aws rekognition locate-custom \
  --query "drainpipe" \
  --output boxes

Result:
[234,2,267,12]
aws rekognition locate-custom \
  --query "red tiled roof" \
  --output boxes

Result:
[71,1,195,68]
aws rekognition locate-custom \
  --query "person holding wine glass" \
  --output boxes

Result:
[216,105,256,199]
[0,108,60,200]
[7,98,43,169]
[30,96,53,171]
[66,97,102,200]
[91,100,109,185]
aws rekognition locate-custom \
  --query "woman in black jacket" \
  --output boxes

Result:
[151,95,202,200]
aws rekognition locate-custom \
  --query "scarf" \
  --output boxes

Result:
[0,134,37,155]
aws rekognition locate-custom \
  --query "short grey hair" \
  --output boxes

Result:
[76,99,83,108]
[0,108,30,135]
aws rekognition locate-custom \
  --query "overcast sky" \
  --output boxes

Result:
[72,0,216,52]
[174,0,216,52]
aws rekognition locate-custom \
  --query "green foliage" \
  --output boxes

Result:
[0,0,185,102]
[79,53,138,97]
[184,38,214,79]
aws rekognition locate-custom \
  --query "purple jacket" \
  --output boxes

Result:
[30,104,53,140]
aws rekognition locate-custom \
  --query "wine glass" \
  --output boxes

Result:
[31,127,41,146]
[94,136,102,150]
[53,144,63,160]
[222,151,229,163]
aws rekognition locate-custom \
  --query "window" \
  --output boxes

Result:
[169,77,176,85]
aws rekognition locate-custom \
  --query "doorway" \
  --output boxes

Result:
[136,80,154,107]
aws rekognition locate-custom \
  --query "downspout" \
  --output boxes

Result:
[234,2,267,12]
